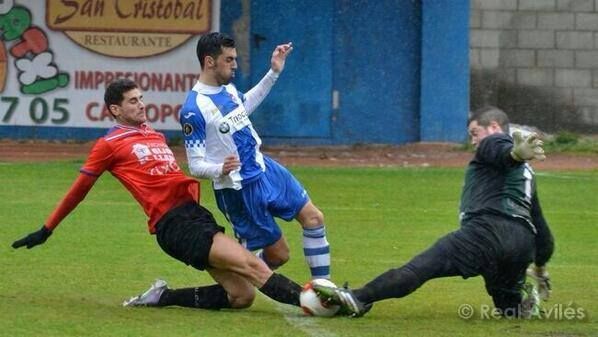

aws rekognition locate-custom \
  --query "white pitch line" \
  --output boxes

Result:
[536,172,597,180]
[270,299,338,337]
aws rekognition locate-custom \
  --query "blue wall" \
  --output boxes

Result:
[332,0,422,144]
[420,0,470,142]
[249,0,334,139]
[222,0,469,145]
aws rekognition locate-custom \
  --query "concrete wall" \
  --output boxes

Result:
[471,0,598,133]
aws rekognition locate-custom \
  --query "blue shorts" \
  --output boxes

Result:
[214,157,309,251]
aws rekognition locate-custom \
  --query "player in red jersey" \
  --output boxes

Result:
[12,79,302,311]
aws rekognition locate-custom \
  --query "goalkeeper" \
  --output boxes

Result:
[316,106,554,318]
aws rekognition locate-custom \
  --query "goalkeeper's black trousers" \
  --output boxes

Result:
[354,214,535,317]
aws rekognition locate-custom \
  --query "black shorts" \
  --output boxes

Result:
[155,202,225,271]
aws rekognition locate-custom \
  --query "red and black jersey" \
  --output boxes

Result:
[46,124,199,234]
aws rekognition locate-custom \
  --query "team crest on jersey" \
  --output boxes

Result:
[132,144,152,164]
[183,123,193,136]
[219,122,230,134]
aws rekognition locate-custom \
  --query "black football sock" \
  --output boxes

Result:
[157,284,231,309]
[258,273,302,307]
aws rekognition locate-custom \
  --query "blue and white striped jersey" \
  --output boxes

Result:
[180,70,279,190]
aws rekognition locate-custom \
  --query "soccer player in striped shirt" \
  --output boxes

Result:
[12,79,303,311]
[179,32,331,279]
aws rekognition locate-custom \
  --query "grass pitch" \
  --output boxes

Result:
[1,162,596,337]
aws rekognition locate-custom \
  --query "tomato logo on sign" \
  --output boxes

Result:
[0,1,69,95]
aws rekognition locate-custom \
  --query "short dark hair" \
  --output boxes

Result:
[469,106,510,134]
[196,32,235,68]
[104,78,138,107]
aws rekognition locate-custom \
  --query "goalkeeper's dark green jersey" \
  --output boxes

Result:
[459,133,537,232]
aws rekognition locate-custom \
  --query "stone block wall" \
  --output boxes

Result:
[471,0,598,132]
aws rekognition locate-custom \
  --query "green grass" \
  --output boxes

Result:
[1,162,596,336]
[543,133,598,154]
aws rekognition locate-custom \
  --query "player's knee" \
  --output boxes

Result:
[264,249,290,269]
[228,286,256,309]
[313,209,325,226]
[300,207,324,228]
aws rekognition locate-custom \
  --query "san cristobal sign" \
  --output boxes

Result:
[47,0,211,58]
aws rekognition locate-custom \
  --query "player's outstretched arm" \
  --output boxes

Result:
[12,225,53,249]
[243,42,293,115]
[11,173,98,250]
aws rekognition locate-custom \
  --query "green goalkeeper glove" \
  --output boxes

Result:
[511,131,546,162]
[526,265,551,301]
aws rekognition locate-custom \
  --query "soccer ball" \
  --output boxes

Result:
[300,278,340,317]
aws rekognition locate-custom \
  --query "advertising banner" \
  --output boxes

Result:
[0,0,215,136]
